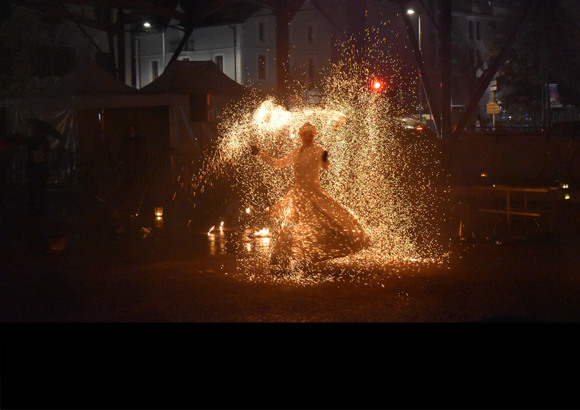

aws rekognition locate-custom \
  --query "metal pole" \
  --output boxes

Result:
[275,4,291,105]
[162,27,166,69]
[440,0,452,170]
[401,8,441,137]
[418,13,423,123]
[116,9,125,83]
[136,38,141,89]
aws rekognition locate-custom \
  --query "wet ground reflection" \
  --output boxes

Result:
[207,227,273,256]
[203,226,446,287]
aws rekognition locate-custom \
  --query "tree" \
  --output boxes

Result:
[0,6,101,99]
[493,0,580,112]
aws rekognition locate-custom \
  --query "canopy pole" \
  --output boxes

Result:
[167,26,194,67]
[169,105,174,174]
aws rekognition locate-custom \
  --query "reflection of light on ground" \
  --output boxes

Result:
[208,231,228,255]
[254,237,271,250]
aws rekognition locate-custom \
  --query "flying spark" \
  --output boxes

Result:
[193,31,449,285]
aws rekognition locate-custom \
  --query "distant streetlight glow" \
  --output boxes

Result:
[407,9,415,14]
[143,22,151,28]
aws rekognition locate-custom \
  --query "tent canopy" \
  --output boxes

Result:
[29,58,140,99]
[139,60,247,97]
[3,59,190,152]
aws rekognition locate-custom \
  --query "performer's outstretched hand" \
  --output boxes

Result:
[250,145,260,155]
[334,114,346,129]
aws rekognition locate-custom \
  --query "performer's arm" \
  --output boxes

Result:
[252,146,298,169]
[333,113,346,129]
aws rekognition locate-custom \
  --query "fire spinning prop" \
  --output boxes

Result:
[194,32,449,285]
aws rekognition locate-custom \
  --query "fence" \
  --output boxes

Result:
[447,130,580,187]
[0,146,208,208]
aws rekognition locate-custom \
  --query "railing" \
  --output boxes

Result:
[472,184,561,239]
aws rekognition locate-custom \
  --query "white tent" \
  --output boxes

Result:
[139,60,250,147]
[3,58,193,153]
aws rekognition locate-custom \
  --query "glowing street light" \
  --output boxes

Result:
[143,22,151,28]
[407,8,424,124]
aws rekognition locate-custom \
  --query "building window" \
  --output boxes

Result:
[469,21,473,40]
[152,60,159,80]
[476,21,481,40]
[307,25,314,45]
[258,55,266,79]
[214,55,224,72]
[258,22,265,43]
[307,58,314,86]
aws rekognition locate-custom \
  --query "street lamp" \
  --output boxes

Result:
[407,9,424,124]
[406,10,421,52]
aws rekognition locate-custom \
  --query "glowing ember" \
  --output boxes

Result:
[194,30,449,284]
[254,228,270,237]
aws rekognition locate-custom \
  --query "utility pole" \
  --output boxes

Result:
[275,1,291,104]
[274,0,305,107]
[116,9,125,83]
[440,0,452,170]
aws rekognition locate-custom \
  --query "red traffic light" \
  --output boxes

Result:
[370,78,386,92]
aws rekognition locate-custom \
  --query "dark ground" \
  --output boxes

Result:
[2,182,580,322]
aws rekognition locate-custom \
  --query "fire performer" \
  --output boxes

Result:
[251,121,370,269]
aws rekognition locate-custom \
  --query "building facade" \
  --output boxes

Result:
[135,1,338,94]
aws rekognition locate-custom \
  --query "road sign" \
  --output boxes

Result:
[487,102,500,114]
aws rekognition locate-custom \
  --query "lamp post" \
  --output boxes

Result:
[407,9,424,124]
